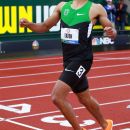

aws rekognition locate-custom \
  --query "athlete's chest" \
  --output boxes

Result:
[61,8,90,26]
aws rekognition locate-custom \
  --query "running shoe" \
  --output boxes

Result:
[105,119,113,130]
[82,128,87,130]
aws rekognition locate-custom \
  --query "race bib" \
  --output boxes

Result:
[61,28,79,44]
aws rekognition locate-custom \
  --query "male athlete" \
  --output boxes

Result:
[20,0,117,129]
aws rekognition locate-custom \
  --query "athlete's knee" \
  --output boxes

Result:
[77,90,90,105]
[51,89,60,105]
[78,95,92,106]
[51,80,70,105]
[51,95,58,105]
[79,95,100,109]
[51,88,64,105]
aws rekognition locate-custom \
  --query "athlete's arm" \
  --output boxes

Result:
[96,4,117,39]
[20,2,64,33]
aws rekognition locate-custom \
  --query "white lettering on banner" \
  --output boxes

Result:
[36,6,42,23]
[0,103,31,114]
[0,5,60,34]
[43,5,60,32]
[41,115,95,127]
[92,37,114,45]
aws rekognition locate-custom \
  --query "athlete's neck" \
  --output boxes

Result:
[72,0,88,9]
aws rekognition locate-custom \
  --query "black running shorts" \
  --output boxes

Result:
[59,60,93,93]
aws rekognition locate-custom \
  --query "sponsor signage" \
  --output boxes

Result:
[0,0,61,36]
[92,37,114,46]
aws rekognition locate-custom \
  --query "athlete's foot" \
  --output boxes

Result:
[82,128,87,130]
[104,119,113,130]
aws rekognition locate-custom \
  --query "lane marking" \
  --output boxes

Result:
[1,70,130,79]
[0,62,130,71]
[5,119,43,130]
[0,57,130,71]
[94,51,130,56]
[4,99,130,120]
[0,63,63,71]
[90,121,130,130]
[121,128,130,130]
[0,81,56,89]
[0,50,130,64]
[90,84,130,91]
[0,84,130,102]
[94,57,130,62]
[1,116,42,129]
[0,70,62,79]
[89,72,130,79]
[0,81,130,90]
[92,63,130,69]
[0,117,5,121]
[127,105,130,109]
[0,94,50,103]
[0,56,62,64]
[96,57,130,61]
[0,103,31,114]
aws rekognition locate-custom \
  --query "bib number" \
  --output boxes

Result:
[61,28,79,44]
[76,65,86,78]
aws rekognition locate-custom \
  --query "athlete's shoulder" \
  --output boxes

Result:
[91,2,106,14]
[56,1,67,11]
[91,3,105,11]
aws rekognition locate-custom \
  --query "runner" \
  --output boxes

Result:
[20,0,116,129]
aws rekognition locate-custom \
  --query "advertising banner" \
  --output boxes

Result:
[0,0,62,41]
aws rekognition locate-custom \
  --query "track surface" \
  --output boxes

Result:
[0,50,130,130]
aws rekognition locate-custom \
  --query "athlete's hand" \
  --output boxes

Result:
[20,18,31,28]
[104,27,117,39]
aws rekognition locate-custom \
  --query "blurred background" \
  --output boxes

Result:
[0,0,130,58]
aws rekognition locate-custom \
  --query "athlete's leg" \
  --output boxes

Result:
[76,89,108,129]
[51,80,82,130]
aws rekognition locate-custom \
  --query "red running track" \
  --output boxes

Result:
[0,50,130,130]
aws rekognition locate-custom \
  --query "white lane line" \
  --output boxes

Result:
[0,56,130,70]
[0,78,130,90]
[1,115,43,129]
[94,51,130,56]
[95,57,130,60]
[0,50,130,64]
[90,84,130,91]
[121,128,130,130]
[6,99,130,120]
[0,94,50,103]
[0,83,130,103]
[89,72,130,79]
[0,56,62,64]
[90,121,130,130]
[0,70,62,79]
[0,71,130,79]
[94,57,130,62]
[0,62,130,71]
[0,81,56,89]
[1,100,130,129]
[92,63,130,69]
[0,117,5,121]
[0,63,63,71]
[5,119,43,130]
